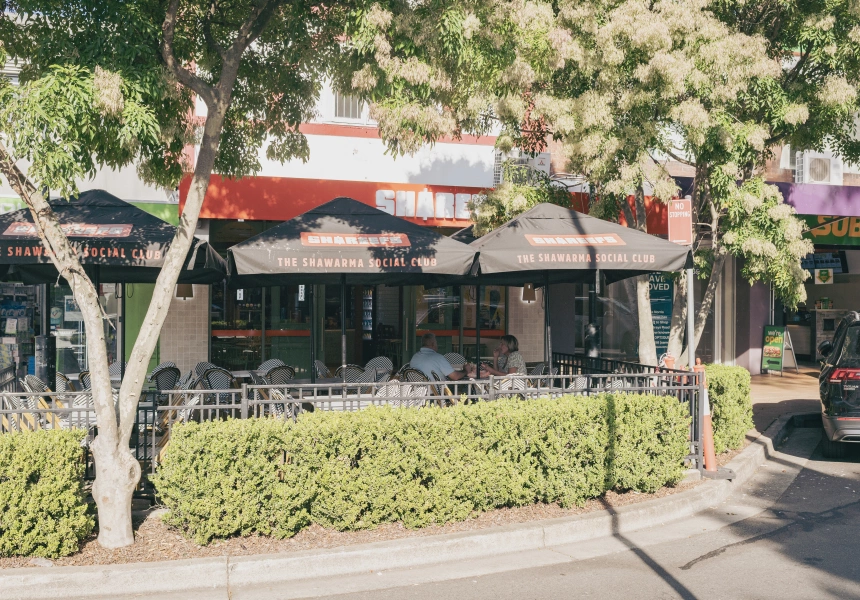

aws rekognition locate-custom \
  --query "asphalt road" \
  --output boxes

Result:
[294,426,860,600]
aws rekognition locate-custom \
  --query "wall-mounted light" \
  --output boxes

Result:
[175,284,194,300]
[522,283,536,303]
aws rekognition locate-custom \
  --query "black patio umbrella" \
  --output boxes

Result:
[467,203,695,368]
[0,189,227,285]
[228,197,478,379]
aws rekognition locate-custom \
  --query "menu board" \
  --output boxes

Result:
[761,325,786,373]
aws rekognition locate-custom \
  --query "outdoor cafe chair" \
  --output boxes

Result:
[265,365,295,385]
[335,364,365,383]
[201,367,238,392]
[429,370,457,406]
[55,372,77,393]
[257,358,286,373]
[193,362,220,378]
[528,363,546,377]
[176,370,197,391]
[147,362,178,383]
[364,356,393,373]
[314,360,333,379]
[78,371,92,390]
[109,361,122,378]
[443,352,467,368]
[149,366,181,392]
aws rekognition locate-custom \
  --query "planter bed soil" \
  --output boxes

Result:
[0,480,701,569]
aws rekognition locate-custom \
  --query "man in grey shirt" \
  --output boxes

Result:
[409,332,471,381]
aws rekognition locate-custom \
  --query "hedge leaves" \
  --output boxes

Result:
[154,394,690,545]
[0,429,93,558]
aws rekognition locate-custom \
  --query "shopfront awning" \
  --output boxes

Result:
[0,189,227,284]
[469,203,693,285]
[227,196,477,287]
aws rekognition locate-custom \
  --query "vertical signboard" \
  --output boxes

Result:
[668,197,694,246]
[761,325,786,373]
[649,273,674,356]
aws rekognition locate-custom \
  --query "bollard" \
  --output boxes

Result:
[694,359,717,473]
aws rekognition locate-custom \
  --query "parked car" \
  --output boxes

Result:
[817,311,860,458]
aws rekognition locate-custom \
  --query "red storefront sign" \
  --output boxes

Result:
[667,197,693,245]
[180,175,482,227]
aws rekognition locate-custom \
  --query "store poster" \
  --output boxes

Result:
[761,325,785,373]
[64,296,83,322]
[649,273,673,356]
[462,286,504,330]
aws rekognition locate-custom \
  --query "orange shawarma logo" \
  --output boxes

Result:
[525,234,626,247]
[299,232,411,247]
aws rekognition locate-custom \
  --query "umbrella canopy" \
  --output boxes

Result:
[0,189,227,284]
[470,203,693,285]
[228,197,477,287]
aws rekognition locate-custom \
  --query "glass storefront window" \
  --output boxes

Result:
[323,284,357,368]
[0,283,40,375]
[459,285,506,361]
[50,283,118,375]
[265,285,311,377]
[415,286,461,356]
[211,282,263,371]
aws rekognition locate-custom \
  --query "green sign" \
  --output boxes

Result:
[761,325,785,373]
[802,215,860,246]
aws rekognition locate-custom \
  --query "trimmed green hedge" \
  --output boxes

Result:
[0,429,94,558]
[705,365,753,453]
[153,394,690,545]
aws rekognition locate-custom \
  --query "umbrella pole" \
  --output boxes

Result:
[544,272,551,372]
[309,284,316,383]
[475,282,481,366]
[341,274,347,381]
[686,267,695,367]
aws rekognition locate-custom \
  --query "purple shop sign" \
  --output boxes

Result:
[774,182,860,217]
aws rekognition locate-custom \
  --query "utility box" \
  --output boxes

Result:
[34,335,56,388]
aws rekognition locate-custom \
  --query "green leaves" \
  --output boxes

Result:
[153,394,690,545]
[704,364,753,454]
[0,64,162,198]
[0,429,93,558]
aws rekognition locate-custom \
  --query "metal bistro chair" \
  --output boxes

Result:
[335,364,365,382]
[314,360,333,379]
[257,358,287,373]
[55,372,77,393]
[265,364,295,385]
[443,352,468,369]
[78,371,92,391]
[108,361,123,378]
[201,367,239,409]
[401,368,432,407]
[429,370,457,406]
[176,370,197,391]
[364,356,393,375]
[193,362,220,378]
[148,366,181,407]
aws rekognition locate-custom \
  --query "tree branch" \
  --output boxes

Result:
[228,0,279,62]
[203,1,228,61]
[161,0,217,106]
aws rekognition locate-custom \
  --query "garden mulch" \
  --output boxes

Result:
[0,479,702,570]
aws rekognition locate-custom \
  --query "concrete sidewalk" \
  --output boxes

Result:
[749,366,819,434]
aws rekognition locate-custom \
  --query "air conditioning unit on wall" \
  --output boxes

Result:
[493,150,551,187]
[795,151,843,185]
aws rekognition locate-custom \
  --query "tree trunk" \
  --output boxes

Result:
[676,252,726,366]
[0,142,139,546]
[624,186,657,365]
[0,95,231,547]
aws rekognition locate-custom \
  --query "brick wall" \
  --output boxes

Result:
[159,285,210,375]
[507,286,545,362]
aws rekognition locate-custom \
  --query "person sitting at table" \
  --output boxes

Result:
[479,335,527,377]
[410,332,475,380]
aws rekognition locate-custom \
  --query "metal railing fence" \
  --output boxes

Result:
[0,367,706,479]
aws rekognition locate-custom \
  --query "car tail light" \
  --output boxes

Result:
[830,369,860,382]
